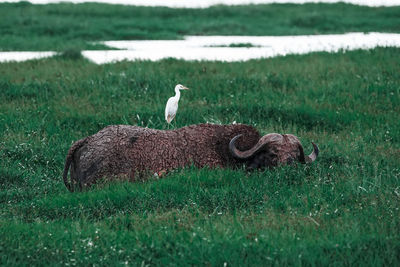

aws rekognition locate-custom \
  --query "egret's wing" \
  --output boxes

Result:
[165,97,178,122]
[165,97,173,120]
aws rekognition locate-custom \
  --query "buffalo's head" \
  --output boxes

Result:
[229,133,318,169]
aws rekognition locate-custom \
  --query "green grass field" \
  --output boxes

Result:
[1,2,400,266]
[1,48,399,265]
[1,2,400,51]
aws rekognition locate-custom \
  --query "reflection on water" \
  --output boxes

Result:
[85,33,400,64]
[1,33,400,64]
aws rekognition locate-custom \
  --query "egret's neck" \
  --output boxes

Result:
[174,88,181,100]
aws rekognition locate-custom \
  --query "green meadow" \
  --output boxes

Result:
[1,2,400,266]
[1,2,400,51]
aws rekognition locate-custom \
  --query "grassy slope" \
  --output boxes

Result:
[1,48,399,265]
[0,2,400,51]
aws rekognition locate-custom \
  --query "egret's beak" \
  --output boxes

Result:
[183,86,189,90]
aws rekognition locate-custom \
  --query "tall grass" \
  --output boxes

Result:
[1,48,400,265]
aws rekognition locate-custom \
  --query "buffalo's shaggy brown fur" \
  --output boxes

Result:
[63,124,260,191]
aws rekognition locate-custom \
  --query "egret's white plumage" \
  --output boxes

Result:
[165,84,189,124]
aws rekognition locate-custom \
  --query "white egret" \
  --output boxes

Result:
[165,84,189,126]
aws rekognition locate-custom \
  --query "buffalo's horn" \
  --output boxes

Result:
[229,134,280,159]
[298,142,319,163]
